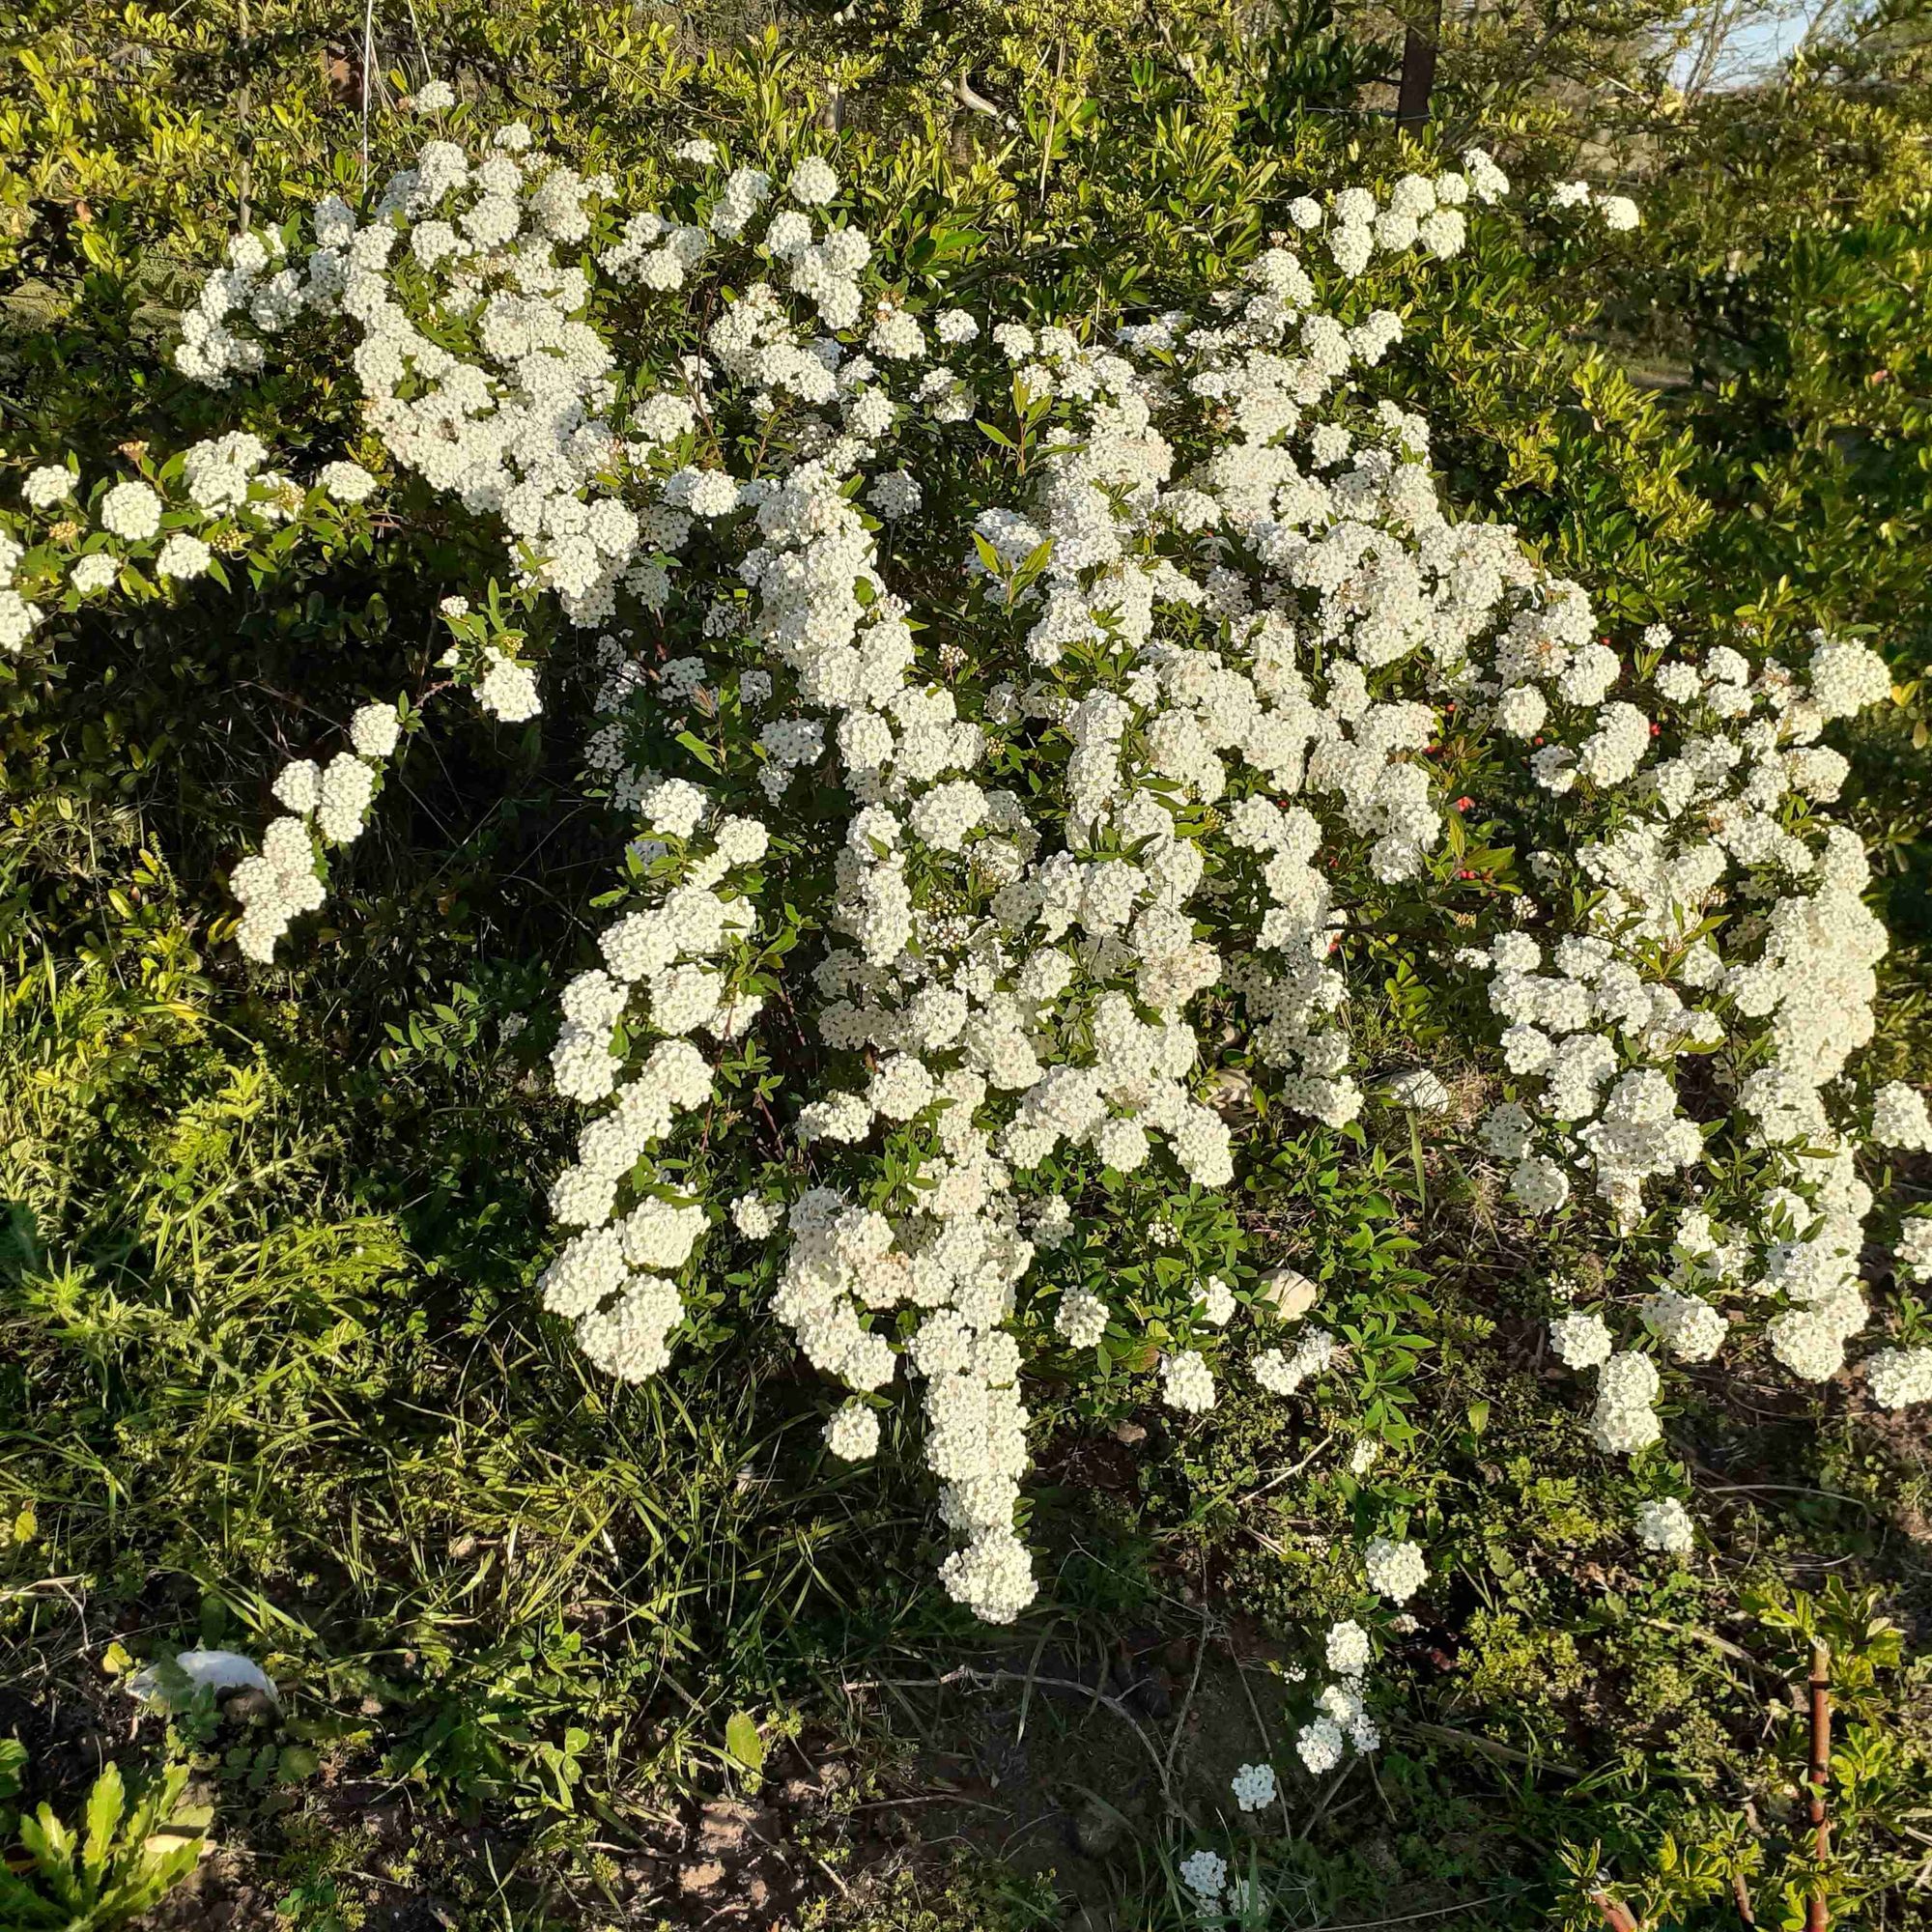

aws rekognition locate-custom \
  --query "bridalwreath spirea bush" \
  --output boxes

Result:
[4,100,1930,1646]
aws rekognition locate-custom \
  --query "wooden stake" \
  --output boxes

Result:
[1805,1641,1832,1932]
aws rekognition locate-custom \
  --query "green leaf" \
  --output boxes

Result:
[675,729,721,772]
[724,1711,764,1774]
[83,1763,127,1880]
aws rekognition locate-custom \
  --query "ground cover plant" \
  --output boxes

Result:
[4,4,1932,1930]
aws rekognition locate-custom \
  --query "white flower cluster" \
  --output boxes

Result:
[6,429,324,653]
[1866,1347,1932,1410]
[1549,1310,1612,1369]
[1589,1350,1662,1455]
[0,528,44,655]
[1895,1216,1932,1285]
[1635,1495,1694,1553]
[1180,1848,1229,1906]
[1548,180,1642,230]
[1296,1615,1383,1774]
[1466,622,1911,1436]
[1362,1536,1427,1605]
[1874,1081,1932,1151]
[24,105,1909,1634]
[1160,1349,1218,1413]
[1253,1327,1338,1397]
[231,812,327,961]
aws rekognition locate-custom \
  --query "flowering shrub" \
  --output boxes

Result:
[2,101,1926,1668]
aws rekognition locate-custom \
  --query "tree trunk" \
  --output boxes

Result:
[1396,0,1444,127]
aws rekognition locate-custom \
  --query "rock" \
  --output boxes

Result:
[1111,1419,1148,1446]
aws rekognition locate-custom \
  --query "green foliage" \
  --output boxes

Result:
[0,1758,209,1930]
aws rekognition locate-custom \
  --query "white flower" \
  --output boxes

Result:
[787,156,838,207]
[1363,1536,1427,1605]
[1635,1496,1693,1553]
[1866,1347,1932,1409]
[1874,1082,1932,1151]
[1253,1328,1336,1397]
[1296,1717,1346,1773]
[731,1194,782,1239]
[1895,1217,1932,1285]
[1197,1275,1236,1326]
[1231,1761,1277,1811]
[317,753,377,844]
[1590,1351,1662,1455]
[350,701,402,758]
[1549,1312,1612,1371]
[1179,1849,1227,1901]
[826,1401,881,1461]
[273,759,322,816]
[320,460,380,502]
[156,533,212,579]
[1056,1285,1108,1349]
[478,651,541,723]
[1325,1619,1371,1675]
[1642,1289,1726,1364]
[99,480,161,540]
[23,464,74,509]
[1159,1350,1216,1414]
